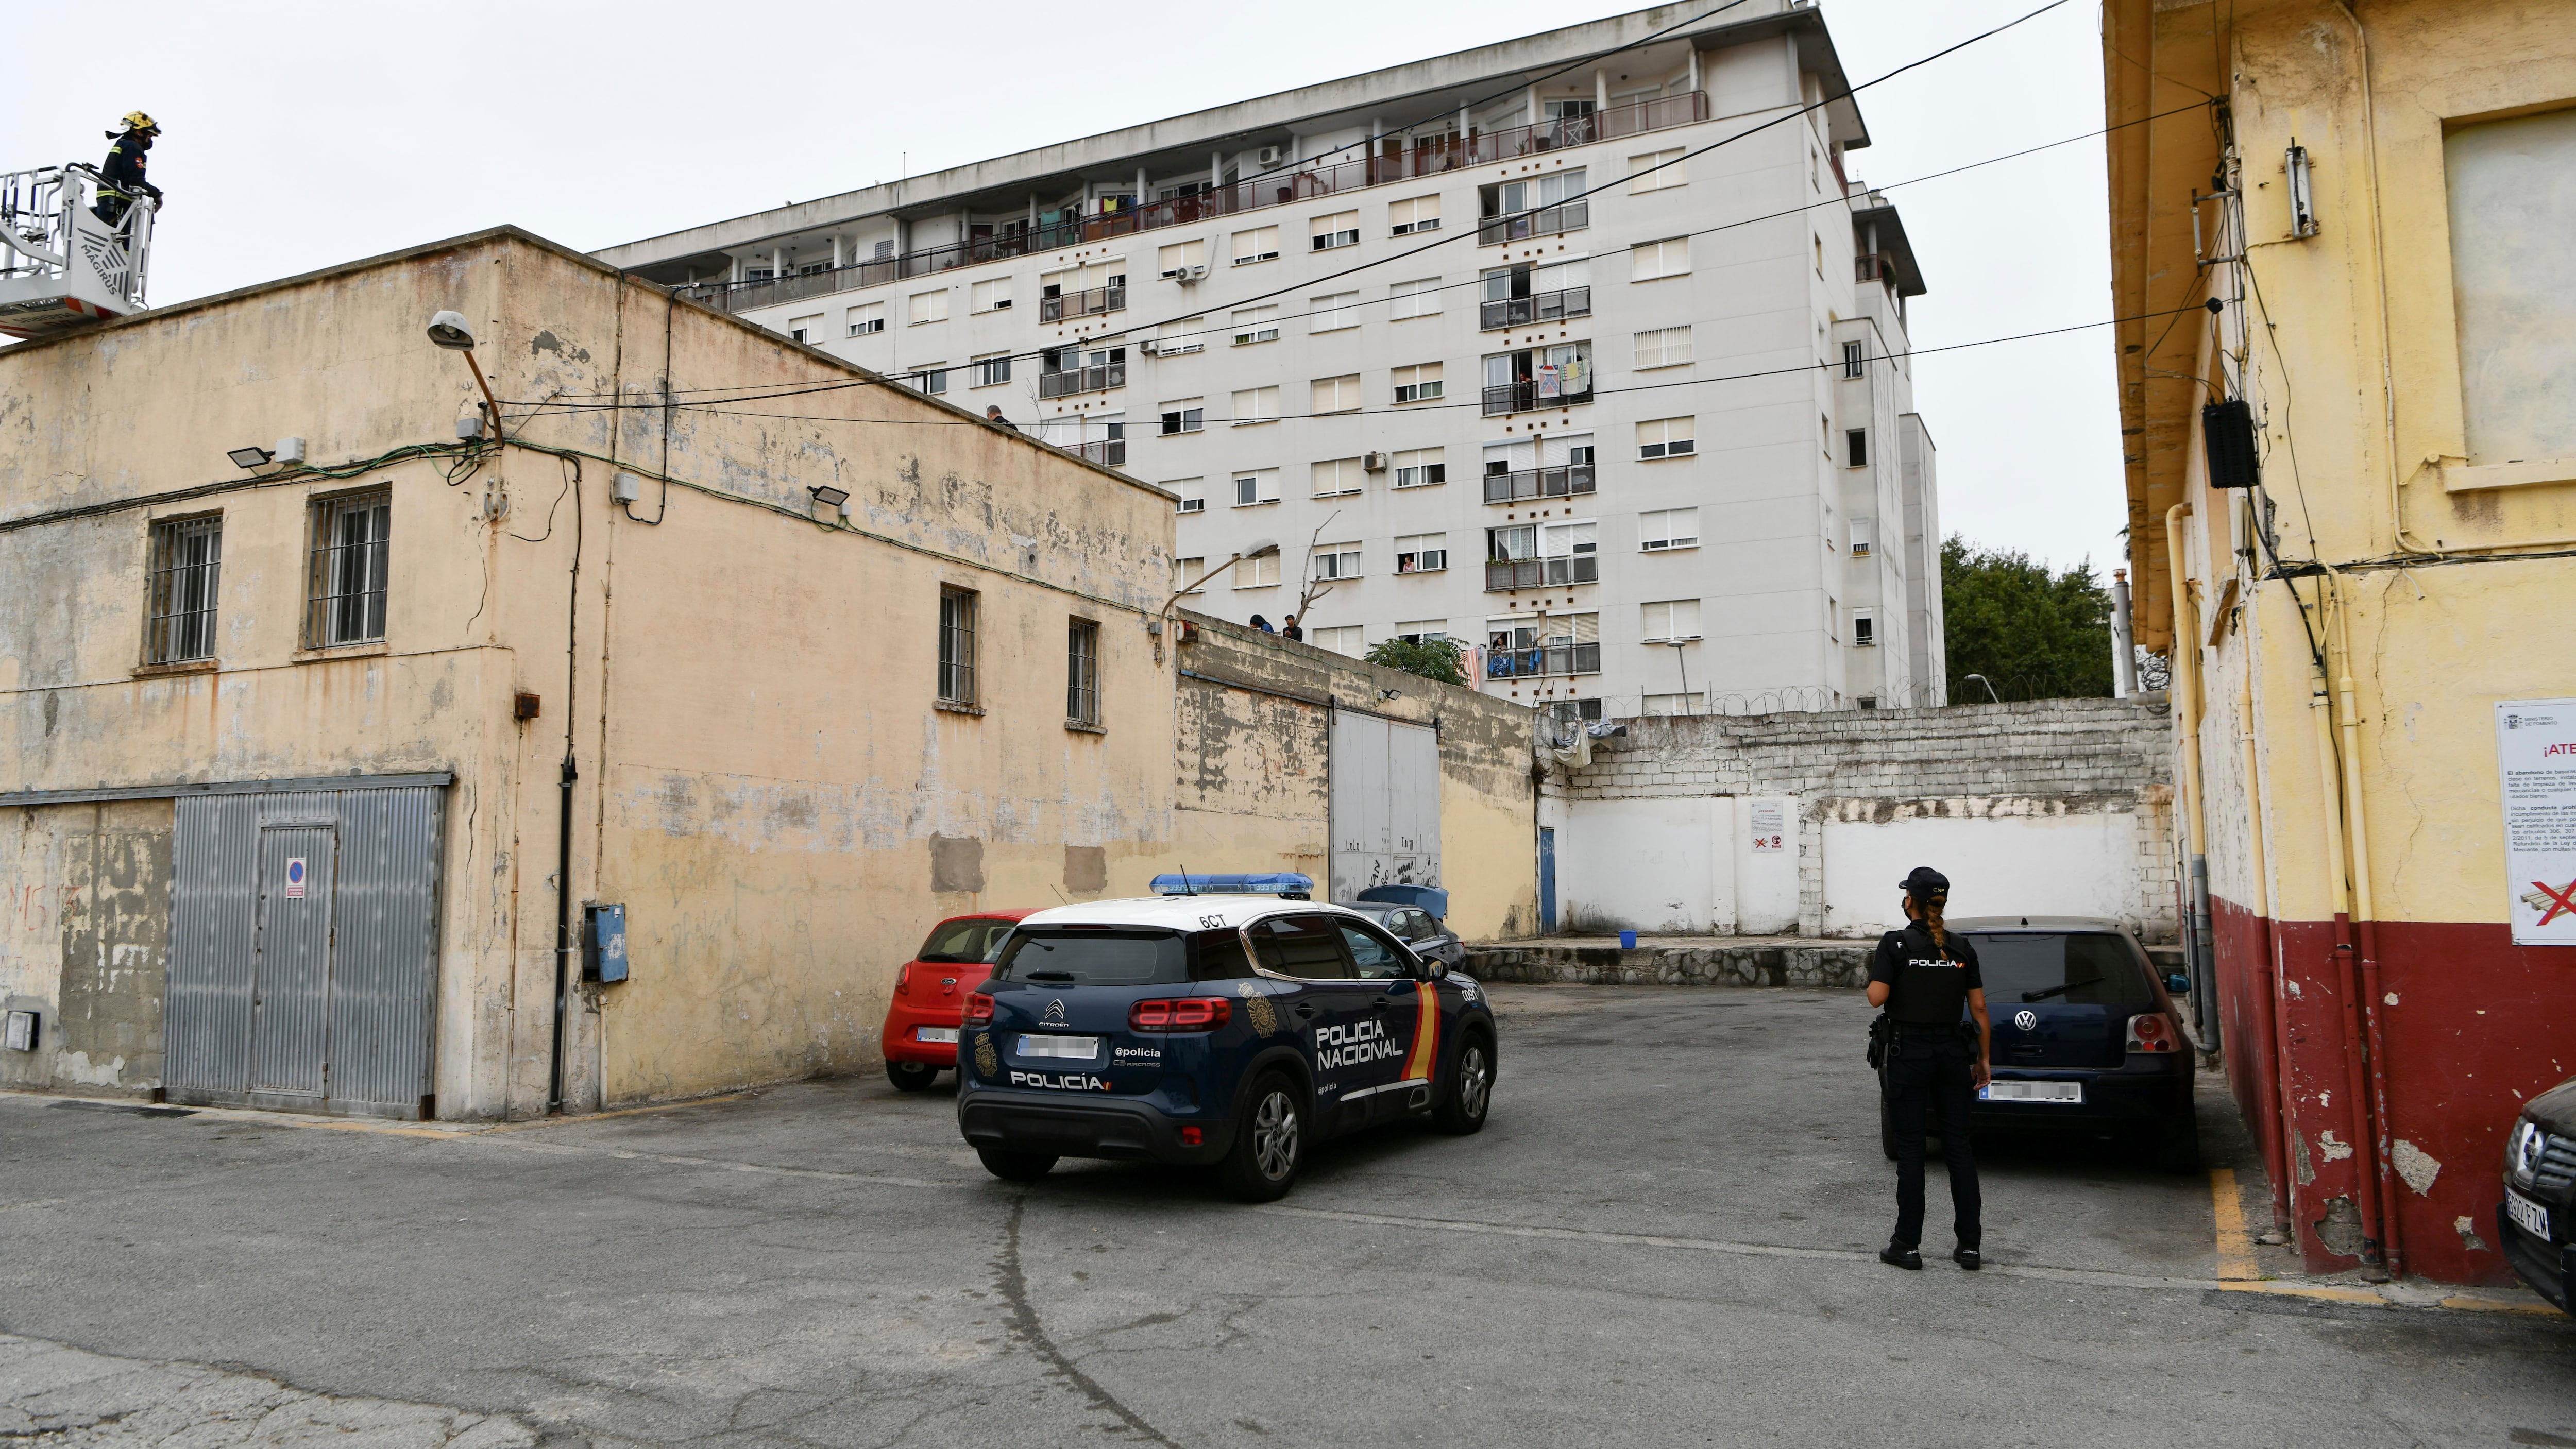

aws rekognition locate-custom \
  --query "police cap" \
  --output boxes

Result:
[1898,865,1949,899]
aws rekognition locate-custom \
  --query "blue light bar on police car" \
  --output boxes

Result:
[1150,872,1313,898]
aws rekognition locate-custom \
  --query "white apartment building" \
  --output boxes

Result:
[597,0,1944,718]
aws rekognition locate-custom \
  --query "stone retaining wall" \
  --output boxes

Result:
[1465,941,1873,989]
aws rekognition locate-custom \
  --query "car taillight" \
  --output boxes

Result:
[1130,997,1233,1032]
[965,993,995,1024]
[894,964,911,997]
[2126,1012,2179,1054]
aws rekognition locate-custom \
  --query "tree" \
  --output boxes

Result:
[1941,535,2115,702]
[1366,636,1468,687]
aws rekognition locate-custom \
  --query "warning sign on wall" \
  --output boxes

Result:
[284,857,308,900]
[1750,800,1785,854]
[2496,700,2576,947]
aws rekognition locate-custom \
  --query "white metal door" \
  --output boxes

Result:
[1330,712,1440,902]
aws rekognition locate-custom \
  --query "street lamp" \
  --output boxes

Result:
[1964,673,2002,704]
[427,310,502,432]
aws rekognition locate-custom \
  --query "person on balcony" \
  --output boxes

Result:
[95,112,162,228]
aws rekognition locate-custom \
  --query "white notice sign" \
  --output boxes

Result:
[1750,800,1785,854]
[2497,700,2576,946]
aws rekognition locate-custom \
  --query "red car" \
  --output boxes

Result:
[880,909,1036,1090]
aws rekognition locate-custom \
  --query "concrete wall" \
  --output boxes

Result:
[1541,696,2175,938]
[0,802,173,1095]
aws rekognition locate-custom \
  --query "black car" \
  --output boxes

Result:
[1879,915,2200,1173]
[2500,1076,2576,1313]
[1338,884,1466,969]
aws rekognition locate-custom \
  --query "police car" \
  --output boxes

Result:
[954,873,1498,1201]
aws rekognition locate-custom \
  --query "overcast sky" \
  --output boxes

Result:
[10,0,2125,573]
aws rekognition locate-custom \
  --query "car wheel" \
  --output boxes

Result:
[1432,1032,1495,1135]
[1218,1072,1305,1202]
[976,1147,1058,1182]
[2155,1112,2203,1174]
[886,1059,941,1092]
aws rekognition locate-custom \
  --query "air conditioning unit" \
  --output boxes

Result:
[1180,262,1209,283]
[1362,451,1390,472]
[1137,338,1159,355]
[1256,146,1283,166]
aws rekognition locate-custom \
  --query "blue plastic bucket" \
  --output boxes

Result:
[1619,929,1638,949]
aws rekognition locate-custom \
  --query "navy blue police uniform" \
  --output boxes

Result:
[1870,871,1984,1266]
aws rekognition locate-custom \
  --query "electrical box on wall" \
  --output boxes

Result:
[4,1009,36,1052]
[583,904,629,983]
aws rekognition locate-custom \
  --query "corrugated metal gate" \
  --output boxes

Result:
[165,785,444,1117]
[1329,712,1441,904]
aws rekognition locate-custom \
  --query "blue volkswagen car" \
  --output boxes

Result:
[1879,915,2200,1172]
[955,874,1498,1201]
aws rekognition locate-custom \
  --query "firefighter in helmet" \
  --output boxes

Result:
[95,112,163,228]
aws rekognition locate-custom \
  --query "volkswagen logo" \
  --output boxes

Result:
[1043,998,1067,1024]
[2013,1010,2038,1031]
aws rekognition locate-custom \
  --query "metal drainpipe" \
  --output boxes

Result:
[2327,567,2403,1276]
[2309,656,2385,1274]
[547,471,585,1115]
[2163,506,2217,1053]
[2112,569,2137,696]
[2240,658,2293,1233]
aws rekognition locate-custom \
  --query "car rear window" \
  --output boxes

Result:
[916,917,1016,964]
[990,928,1188,986]
[1964,932,2156,1008]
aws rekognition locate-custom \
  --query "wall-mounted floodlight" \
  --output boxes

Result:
[426,309,502,429]
[808,483,851,516]
[2285,144,2318,239]
[227,445,273,469]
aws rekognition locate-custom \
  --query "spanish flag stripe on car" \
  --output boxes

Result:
[1402,983,1439,1082]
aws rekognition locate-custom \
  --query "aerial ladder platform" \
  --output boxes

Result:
[1,162,155,340]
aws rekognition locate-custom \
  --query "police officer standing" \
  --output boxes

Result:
[1867,866,1991,1271]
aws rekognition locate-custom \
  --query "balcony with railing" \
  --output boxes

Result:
[1483,555,1597,591]
[1073,438,1127,467]
[1039,362,1125,398]
[1041,283,1124,321]
[1482,375,1593,416]
[1477,200,1587,247]
[1484,642,1601,678]
[1479,285,1590,331]
[1481,463,1594,504]
[671,91,1708,315]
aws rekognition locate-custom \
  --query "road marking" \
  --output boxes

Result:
[2210,1167,2261,1283]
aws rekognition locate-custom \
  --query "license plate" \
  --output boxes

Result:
[1018,1034,1099,1060]
[2509,1189,2553,1240]
[1980,1080,2083,1105]
[913,1026,959,1045]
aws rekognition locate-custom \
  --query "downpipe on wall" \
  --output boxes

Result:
[2308,658,2387,1279]
[2162,506,2218,1055]
[2326,567,2403,1277]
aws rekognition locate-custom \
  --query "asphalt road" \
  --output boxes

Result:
[3,985,2569,1448]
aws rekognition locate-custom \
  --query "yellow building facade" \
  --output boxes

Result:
[2108,0,2576,1282]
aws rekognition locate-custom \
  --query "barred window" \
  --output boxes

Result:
[938,587,978,705]
[307,490,389,646]
[1067,618,1100,725]
[147,515,222,663]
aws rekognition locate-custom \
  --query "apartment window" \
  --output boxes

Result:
[1634,326,1693,369]
[2447,109,2576,464]
[1392,448,1447,489]
[971,277,1013,314]
[1311,211,1360,251]
[1479,169,1587,242]
[1231,386,1280,425]
[787,313,821,344]
[937,588,977,705]
[1390,278,1444,320]
[1392,362,1443,403]
[1632,237,1690,281]
[744,267,774,281]
[910,288,949,325]
[1641,598,1702,642]
[1548,698,1605,725]
[1232,469,1281,506]
[1313,542,1362,581]
[1482,342,1592,414]
[1853,609,1876,647]
[1629,147,1686,194]
[1645,691,1704,717]
[1842,340,1866,378]
[1826,596,1839,642]
[1175,556,1206,593]
[1232,225,1280,264]
[971,353,1012,388]
[1543,520,1597,584]
[1157,238,1206,277]
[1311,457,1365,498]
[1638,507,1699,551]
[907,366,949,395]
[306,490,389,646]
[1311,625,1364,656]
[1389,195,1441,235]
[1395,619,1449,644]
[1231,305,1280,346]
[1395,533,1448,573]
[846,302,885,336]
[1067,618,1101,725]
[1233,550,1282,588]
[1160,399,1205,435]
[146,515,222,663]
[1311,374,1361,414]
[1851,518,1873,558]
[1815,234,1824,277]
[1155,315,1205,356]
[1310,292,1360,333]
[1488,524,1537,562]
[1171,478,1205,514]
[1846,428,1869,468]
[1638,417,1696,460]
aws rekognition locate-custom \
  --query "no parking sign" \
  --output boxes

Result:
[283,858,308,899]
